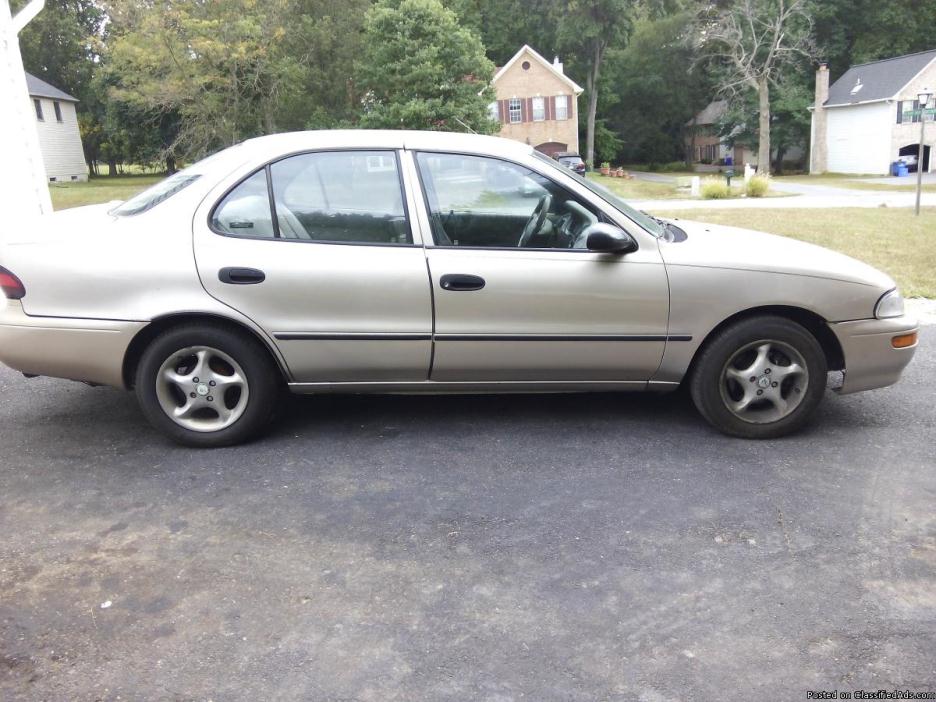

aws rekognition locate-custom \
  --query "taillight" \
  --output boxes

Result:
[0,266,25,299]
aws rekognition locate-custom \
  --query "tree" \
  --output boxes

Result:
[14,0,104,99]
[355,0,497,133]
[701,0,814,174]
[602,10,715,165]
[445,0,559,66]
[556,0,638,168]
[103,0,368,160]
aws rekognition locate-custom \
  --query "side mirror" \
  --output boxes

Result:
[584,223,638,254]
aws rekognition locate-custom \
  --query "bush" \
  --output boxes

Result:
[701,179,731,199]
[745,175,770,198]
[657,161,688,173]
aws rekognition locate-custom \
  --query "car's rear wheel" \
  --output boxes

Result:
[135,324,280,447]
[689,316,827,439]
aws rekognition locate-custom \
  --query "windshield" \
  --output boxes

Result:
[110,146,240,216]
[533,151,664,237]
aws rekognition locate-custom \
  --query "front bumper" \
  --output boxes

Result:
[0,299,145,388]
[829,314,919,394]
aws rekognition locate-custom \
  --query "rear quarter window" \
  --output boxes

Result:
[110,174,201,216]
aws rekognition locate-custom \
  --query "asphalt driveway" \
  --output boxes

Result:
[1,329,934,701]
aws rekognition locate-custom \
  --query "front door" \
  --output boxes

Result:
[194,149,432,382]
[412,151,670,383]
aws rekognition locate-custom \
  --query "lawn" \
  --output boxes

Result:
[587,173,684,200]
[49,175,163,210]
[653,207,936,298]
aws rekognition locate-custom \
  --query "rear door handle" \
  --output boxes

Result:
[219,267,265,285]
[440,274,485,291]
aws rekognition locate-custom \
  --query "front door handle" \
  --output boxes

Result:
[440,274,485,291]
[219,267,265,285]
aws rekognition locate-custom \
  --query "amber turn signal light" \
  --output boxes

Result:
[891,332,917,349]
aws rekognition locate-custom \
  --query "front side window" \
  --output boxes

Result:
[555,95,569,121]
[34,99,43,121]
[532,151,664,237]
[212,151,411,245]
[488,101,499,123]
[532,96,545,121]
[508,98,522,123]
[416,152,600,250]
[53,101,63,122]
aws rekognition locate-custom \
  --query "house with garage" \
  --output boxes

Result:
[490,45,583,157]
[26,72,87,182]
[810,49,936,175]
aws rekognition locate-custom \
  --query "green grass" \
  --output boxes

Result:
[588,173,685,200]
[49,175,163,211]
[653,207,936,298]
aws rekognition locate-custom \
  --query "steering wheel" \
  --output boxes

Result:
[517,193,552,247]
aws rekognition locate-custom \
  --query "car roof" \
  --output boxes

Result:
[241,129,535,159]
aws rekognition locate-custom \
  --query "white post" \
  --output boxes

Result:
[744,163,754,183]
[0,0,52,222]
[690,176,700,197]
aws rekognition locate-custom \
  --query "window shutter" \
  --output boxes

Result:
[498,100,505,122]
[527,98,534,122]
[897,100,903,124]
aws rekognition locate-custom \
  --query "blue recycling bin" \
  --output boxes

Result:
[897,163,909,177]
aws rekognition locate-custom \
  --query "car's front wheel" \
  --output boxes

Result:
[135,323,280,447]
[689,316,827,439]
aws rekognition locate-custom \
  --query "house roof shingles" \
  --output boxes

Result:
[25,72,78,103]
[825,49,936,106]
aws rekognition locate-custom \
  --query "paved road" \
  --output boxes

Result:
[1,330,934,701]
[625,169,936,210]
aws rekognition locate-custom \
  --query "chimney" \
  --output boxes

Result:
[810,63,829,174]
[553,55,564,75]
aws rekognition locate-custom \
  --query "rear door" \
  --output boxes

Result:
[193,149,433,383]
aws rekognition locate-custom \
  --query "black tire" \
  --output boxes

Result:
[689,316,827,439]
[135,323,281,447]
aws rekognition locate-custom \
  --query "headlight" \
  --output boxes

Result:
[875,289,905,319]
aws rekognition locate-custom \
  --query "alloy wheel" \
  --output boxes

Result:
[719,340,809,424]
[154,345,249,433]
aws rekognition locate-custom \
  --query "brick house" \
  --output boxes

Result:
[490,45,583,157]
[686,98,804,169]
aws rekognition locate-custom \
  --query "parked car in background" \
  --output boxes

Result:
[554,151,586,175]
[0,130,918,446]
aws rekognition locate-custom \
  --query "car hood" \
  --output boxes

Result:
[658,217,895,291]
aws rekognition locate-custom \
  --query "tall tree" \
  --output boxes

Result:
[556,0,638,168]
[14,0,104,99]
[355,0,497,133]
[445,0,559,66]
[701,0,814,174]
[103,0,367,159]
[602,10,715,164]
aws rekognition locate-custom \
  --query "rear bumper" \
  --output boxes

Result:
[0,300,145,388]
[829,315,919,394]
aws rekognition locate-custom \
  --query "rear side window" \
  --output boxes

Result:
[111,174,200,216]
[210,150,412,245]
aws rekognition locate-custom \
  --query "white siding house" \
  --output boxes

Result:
[26,72,87,182]
[810,49,936,175]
